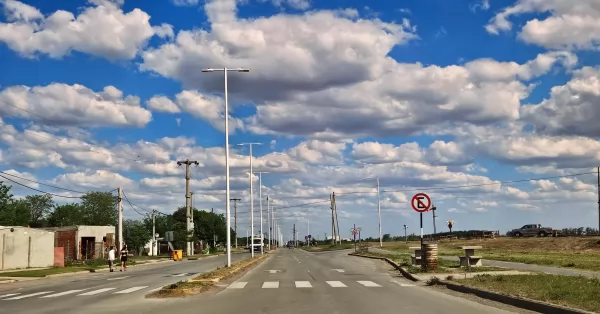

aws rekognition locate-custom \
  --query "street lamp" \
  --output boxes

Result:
[202,67,250,267]
[358,176,382,248]
[237,142,262,258]
[256,171,269,255]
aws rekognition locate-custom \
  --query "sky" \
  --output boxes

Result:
[0,0,599,241]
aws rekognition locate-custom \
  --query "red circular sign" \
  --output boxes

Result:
[411,193,431,213]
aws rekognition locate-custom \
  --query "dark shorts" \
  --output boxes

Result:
[120,256,128,262]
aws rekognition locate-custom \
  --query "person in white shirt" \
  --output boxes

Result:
[108,246,116,272]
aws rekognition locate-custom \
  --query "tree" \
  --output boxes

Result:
[81,191,117,226]
[0,181,14,225]
[25,194,54,227]
[48,203,84,227]
[382,233,391,242]
[124,219,151,254]
[0,199,30,226]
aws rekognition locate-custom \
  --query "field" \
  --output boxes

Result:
[456,274,600,313]
[373,236,600,271]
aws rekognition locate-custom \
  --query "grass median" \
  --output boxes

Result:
[147,254,269,298]
[378,237,600,271]
[454,274,600,313]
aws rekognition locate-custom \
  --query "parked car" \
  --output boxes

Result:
[509,224,556,237]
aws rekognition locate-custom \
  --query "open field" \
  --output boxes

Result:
[373,237,600,271]
[455,274,600,313]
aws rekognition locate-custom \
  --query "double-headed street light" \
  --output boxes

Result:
[237,142,262,258]
[202,67,250,267]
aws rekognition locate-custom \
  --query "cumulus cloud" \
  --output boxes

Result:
[0,83,153,128]
[0,0,171,60]
[486,0,600,50]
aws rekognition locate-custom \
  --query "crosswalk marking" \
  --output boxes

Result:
[4,291,53,300]
[326,281,347,288]
[107,276,129,281]
[333,269,345,273]
[228,282,248,289]
[0,293,20,299]
[357,281,381,287]
[78,288,116,296]
[41,290,86,298]
[295,281,312,288]
[262,281,279,289]
[113,286,148,294]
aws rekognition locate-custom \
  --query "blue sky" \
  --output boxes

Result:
[0,0,599,241]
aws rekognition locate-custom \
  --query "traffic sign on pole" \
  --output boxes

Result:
[411,193,431,213]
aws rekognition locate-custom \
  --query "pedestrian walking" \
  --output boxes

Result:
[107,246,116,272]
[120,244,128,272]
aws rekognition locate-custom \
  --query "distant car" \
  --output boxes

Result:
[510,224,556,237]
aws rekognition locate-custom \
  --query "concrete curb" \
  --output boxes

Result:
[438,281,594,314]
[348,253,419,282]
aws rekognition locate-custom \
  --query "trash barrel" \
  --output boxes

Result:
[172,249,183,261]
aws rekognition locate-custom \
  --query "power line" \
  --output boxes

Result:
[0,170,100,194]
[0,173,82,199]
[121,191,151,216]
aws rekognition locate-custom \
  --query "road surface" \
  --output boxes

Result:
[135,249,522,314]
[0,253,250,314]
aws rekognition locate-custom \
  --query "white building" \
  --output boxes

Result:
[0,226,55,270]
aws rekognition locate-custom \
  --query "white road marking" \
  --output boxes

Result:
[228,282,248,289]
[262,281,279,289]
[333,269,345,273]
[326,281,347,288]
[114,286,149,294]
[0,293,20,299]
[295,281,312,288]
[4,291,53,300]
[172,273,187,277]
[78,288,116,296]
[357,281,381,287]
[268,270,279,274]
[107,276,129,281]
[41,290,86,298]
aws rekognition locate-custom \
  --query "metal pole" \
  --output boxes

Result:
[420,212,424,268]
[117,187,123,252]
[224,68,232,267]
[152,209,156,256]
[249,144,254,258]
[266,195,270,250]
[259,173,263,255]
[377,176,382,248]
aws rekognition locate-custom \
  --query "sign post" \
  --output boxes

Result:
[411,193,431,266]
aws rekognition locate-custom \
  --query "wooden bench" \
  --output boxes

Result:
[409,246,422,265]
[459,246,483,267]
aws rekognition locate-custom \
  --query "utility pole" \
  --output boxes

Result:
[597,167,599,234]
[293,224,296,247]
[230,198,240,248]
[403,224,408,243]
[432,203,438,236]
[117,187,123,252]
[177,159,199,256]
[376,176,382,248]
[330,193,335,245]
[266,194,270,250]
[190,192,195,255]
[151,209,157,256]
[334,192,341,245]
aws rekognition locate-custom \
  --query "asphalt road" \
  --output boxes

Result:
[0,253,250,314]
[132,248,522,314]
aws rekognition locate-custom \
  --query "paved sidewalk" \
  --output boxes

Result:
[369,247,600,279]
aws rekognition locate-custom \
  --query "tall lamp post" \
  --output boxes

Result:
[256,172,269,255]
[237,142,262,258]
[358,176,382,247]
[202,67,250,267]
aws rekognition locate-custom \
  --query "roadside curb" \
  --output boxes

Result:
[437,280,594,314]
[0,279,16,284]
[348,252,419,282]
[45,259,172,278]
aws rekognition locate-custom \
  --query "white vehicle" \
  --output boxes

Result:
[249,235,264,252]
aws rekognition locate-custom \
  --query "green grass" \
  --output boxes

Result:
[302,244,354,252]
[457,274,600,313]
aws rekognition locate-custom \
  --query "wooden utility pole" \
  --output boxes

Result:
[333,192,340,245]
[330,193,335,245]
[230,198,241,248]
[177,159,199,256]
[151,209,157,256]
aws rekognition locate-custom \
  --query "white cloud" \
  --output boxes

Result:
[146,96,180,113]
[486,0,600,50]
[171,0,199,7]
[0,0,166,60]
[0,83,153,128]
